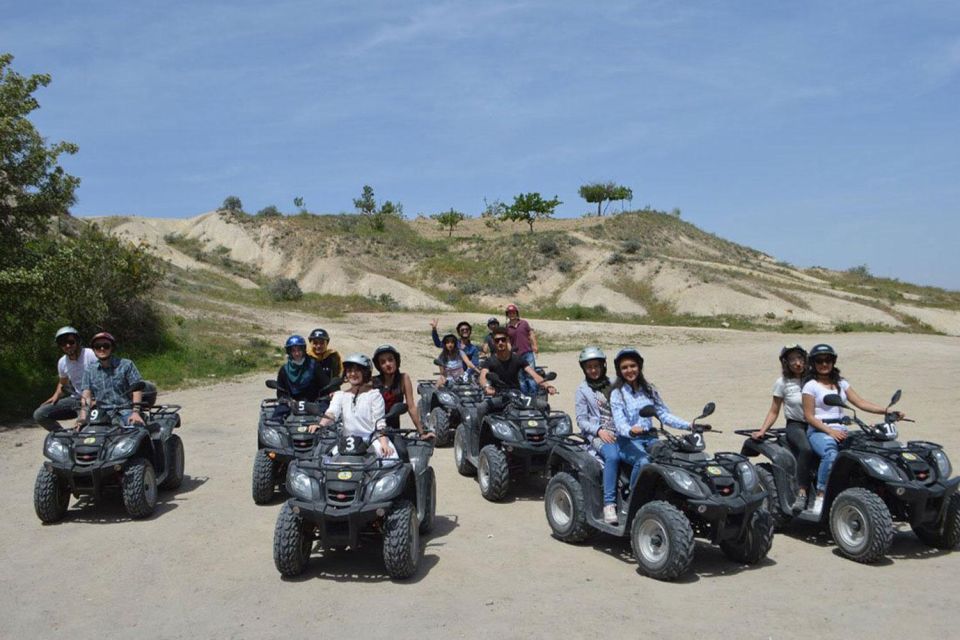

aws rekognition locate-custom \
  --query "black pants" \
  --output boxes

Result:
[785,419,813,490]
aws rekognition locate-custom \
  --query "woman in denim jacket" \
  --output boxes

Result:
[573,347,620,524]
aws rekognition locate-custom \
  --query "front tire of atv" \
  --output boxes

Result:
[273,502,312,577]
[720,508,774,564]
[159,434,185,490]
[383,499,421,579]
[454,425,475,476]
[34,466,70,523]
[545,472,592,543]
[829,487,893,563]
[630,500,695,581]
[429,407,452,447]
[419,467,437,535]
[756,463,792,530]
[913,492,960,549]
[478,444,510,502]
[252,449,276,504]
[122,458,158,519]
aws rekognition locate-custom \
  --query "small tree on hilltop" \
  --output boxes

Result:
[353,185,377,215]
[293,196,306,214]
[256,205,281,218]
[432,208,465,237]
[578,181,631,216]
[503,192,562,233]
[221,195,243,214]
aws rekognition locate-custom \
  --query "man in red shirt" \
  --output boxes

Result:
[505,304,539,396]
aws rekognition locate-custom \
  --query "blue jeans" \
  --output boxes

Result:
[519,351,537,397]
[808,429,842,492]
[597,441,621,505]
[619,436,657,490]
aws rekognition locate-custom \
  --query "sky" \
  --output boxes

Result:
[4,0,959,288]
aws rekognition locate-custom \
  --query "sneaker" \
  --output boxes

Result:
[810,495,824,516]
[791,493,808,513]
[603,504,618,524]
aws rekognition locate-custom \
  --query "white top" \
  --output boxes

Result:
[326,388,386,439]
[801,379,850,423]
[58,348,98,397]
[772,376,805,422]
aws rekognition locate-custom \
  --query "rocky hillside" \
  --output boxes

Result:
[95,209,960,336]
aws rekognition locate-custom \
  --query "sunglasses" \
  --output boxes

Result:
[813,357,834,365]
[92,343,113,350]
[59,339,77,346]
[493,337,508,343]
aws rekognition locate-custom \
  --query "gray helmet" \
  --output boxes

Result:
[342,353,372,371]
[578,346,606,364]
[55,326,80,343]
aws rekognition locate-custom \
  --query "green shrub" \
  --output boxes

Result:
[266,277,303,301]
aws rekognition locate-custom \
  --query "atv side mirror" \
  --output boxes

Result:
[265,379,279,390]
[385,402,408,419]
[129,380,146,393]
[888,389,901,408]
[433,357,445,367]
[543,371,557,382]
[486,372,502,386]
[318,377,343,395]
[697,402,716,420]
[639,405,657,419]
[823,393,848,408]
[303,402,324,416]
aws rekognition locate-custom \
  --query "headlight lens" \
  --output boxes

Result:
[109,436,138,461]
[369,474,401,501]
[552,416,572,436]
[286,466,316,501]
[863,455,901,480]
[665,469,706,497]
[261,426,283,448]
[931,449,952,479]
[45,438,69,463]
[437,392,456,404]
[491,421,519,441]
[737,462,758,491]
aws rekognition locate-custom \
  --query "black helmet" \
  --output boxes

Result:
[456,321,472,334]
[309,328,329,341]
[372,344,401,372]
[613,347,644,374]
[440,333,458,346]
[779,344,807,361]
[486,316,499,327]
[808,343,837,361]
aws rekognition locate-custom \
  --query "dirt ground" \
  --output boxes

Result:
[3,315,960,639]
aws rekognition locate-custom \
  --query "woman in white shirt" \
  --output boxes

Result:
[752,345,812,510]
[803,344,904,515]
[309,354,396,459]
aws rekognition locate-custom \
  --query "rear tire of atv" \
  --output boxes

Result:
[478,445,510,502]
[913,492,960,549]
[383,499,421,579]
[159,434,185,490]
[429,407,452,447]
[631,501,695,581]
[419,467,437,535]
[829,487,893,563]
[720,508,774,564]
[454,426,475,477]
[756,463,792,530]
[545,472,592,543]
[34,466,69,523]
[122,458,158,519]
[252,449,276,505]
[273,502,312,577]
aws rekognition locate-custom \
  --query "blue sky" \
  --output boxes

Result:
[5,1,959,288]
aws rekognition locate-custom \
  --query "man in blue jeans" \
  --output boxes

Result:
[505,304,539,396]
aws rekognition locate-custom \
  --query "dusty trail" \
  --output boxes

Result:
[2,317,959,639]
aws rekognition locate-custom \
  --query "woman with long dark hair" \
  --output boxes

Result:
[371,344,431,440]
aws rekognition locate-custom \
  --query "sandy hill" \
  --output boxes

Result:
[93,209,960,336]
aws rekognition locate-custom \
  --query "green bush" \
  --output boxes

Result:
[266,277,303,301]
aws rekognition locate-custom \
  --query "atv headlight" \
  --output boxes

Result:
[863,455,901,481]
[930,449,952,479]
[261,426,283,449]
[437,391,456,405]
[491,420,519,442]
[109,436,138,461]
[551,416,572,436]
[369,474,401,501]
[286,466,316,501]
[45,438,69,463]
[736,462,758,492]
[665,469,706,498]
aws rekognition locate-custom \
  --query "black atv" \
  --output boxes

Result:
[737,390,960,563]
[252,378,341,504]
[453,371,572,502]
[34,381,184,523]
[272,402,437,579]
[544,402,773,581]
[416,360,483,447]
